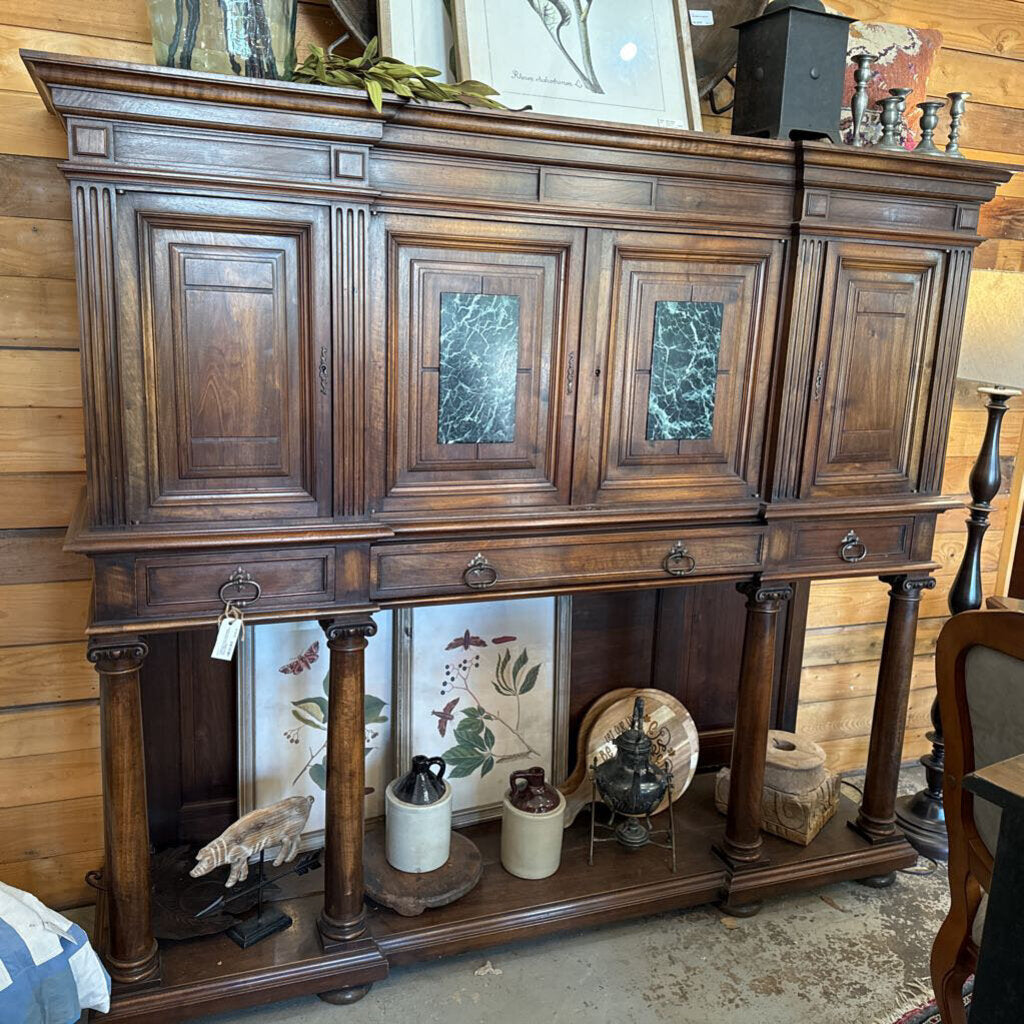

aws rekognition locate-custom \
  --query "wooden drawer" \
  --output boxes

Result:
[371,527,765,600]
[135,547,338,617]
[771,517,918,574]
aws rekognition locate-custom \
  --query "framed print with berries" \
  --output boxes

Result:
[237,615,394,851]
[394,596,571,826]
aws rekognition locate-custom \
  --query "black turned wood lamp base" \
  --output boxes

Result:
[895,789,949,862]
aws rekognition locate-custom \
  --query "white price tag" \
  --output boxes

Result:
[211,614,243,660]
[690,9,714,26]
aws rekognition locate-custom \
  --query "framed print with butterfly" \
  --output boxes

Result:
[394,596,571,827]
[237,615,395,852]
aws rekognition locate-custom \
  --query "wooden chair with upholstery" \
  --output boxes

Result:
[931,609,1024,1023]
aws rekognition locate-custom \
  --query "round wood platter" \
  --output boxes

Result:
[364,829,482,917]
[562,688,700,826]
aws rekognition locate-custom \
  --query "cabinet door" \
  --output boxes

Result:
[117,194,331,523]
[574,230,782,508]
[371,214,583,513]
[801,242,944,499]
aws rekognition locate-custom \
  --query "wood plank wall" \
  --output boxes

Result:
[702,0,1024,771]
[0,1,1020,906]
[0,0,339,909]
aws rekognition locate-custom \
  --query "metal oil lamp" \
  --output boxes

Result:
[589,696,676,870]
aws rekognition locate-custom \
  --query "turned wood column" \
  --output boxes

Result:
[718,580,793,868]
[852,573,935,844]
[318,616,377,948]
[88,636,160,986]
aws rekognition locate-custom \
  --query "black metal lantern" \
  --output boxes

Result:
[731,0,854,143]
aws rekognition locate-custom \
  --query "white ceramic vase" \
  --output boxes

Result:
[385,779,452,873]
[500,790,566,880]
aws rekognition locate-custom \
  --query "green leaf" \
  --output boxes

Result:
[519,664,540,695]
[363,36,379,61]
[322,672,330,696]
[441,743,478,762]
[481,756,495,777]
[308,760,327,790]
[291,708,325,730]
[292,696,327,723]
[462,706,484,718]
[511,648,529,684]
[483,726,495,749]
[364,695,387,724]
[458,80,501,96]
[364,78,383,112]
[448,755,484,778]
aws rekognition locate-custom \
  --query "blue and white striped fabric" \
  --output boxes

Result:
[0,882,110,1023]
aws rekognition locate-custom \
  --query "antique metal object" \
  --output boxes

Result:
[873,96,904,151]
[463,553,498,589]
[663,540,697,576]
[839,530,867,563]
[849,53,874,146]
[731,0,854,143]
[915,100,946,156]
[392,755,447,806]
[589,697,676,867]
[218,566,262,608]
[946,91,970,158]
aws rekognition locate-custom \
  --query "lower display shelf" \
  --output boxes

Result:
[99,775,916,1021]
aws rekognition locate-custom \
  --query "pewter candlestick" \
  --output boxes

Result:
[946,91,970,158]
[915,99,946,156]
[874,97,903,151]
[850,54,874,146]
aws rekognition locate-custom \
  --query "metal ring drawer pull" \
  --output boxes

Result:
[839,530,868,563]
[463,553,498,590]
[218,566,262,607]
[663,541,697,577]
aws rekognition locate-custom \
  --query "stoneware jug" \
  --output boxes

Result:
[501,767,566,880]
[392,755,447,805]
[509,767,560,813]
[385,755,452,874]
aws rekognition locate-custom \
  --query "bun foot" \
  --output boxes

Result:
[718,898,763,918]
[857,871,897,889]
[319,982,374,1005]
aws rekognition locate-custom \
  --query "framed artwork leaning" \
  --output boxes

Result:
[451,0,702,130]
[378,0,456,81]
[394,596,571,827]
[237,615,395,852]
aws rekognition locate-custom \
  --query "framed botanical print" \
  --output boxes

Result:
[237,615,394,851]
[394,596,571,826]
[451,0,702,131]
[378,0,456,82]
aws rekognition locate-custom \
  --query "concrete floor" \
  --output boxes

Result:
[191,769,950,1024]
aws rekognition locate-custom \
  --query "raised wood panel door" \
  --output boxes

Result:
[370,214,583,513]
[801,242,944,499]
[573,229,782,508]
[118,193,331,523]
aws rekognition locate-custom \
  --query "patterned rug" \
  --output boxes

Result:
[892,979,973,1023]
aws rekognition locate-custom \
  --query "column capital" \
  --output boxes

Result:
[737,579,794,607]
[87,635,149,672]
[319,616,378,649]
[880,573,937,599]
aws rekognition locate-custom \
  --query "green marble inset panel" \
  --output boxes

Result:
[437,291,520,445]
[646,300,724,442]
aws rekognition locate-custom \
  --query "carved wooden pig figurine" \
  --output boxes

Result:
[191,795,314,887]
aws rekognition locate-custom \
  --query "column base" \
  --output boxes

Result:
[718,897,763,918]
[318,911,368,953]
[105,942,161,990]
[712,842,770,873]
[846,816,906,847]
[895,792,949,862]
[319,982,374,1005]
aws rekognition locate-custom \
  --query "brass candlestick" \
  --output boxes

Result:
[946,91,970,158]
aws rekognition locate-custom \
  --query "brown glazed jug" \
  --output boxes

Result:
[508,767,560,813]
[392,755,447,805]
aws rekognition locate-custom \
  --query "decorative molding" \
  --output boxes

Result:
[319,617,378,646]
[87,637,150,667]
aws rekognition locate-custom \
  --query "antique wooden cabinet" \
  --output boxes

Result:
[22,50,1011,1021]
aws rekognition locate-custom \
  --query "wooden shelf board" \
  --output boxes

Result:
[99,775,916,1022]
